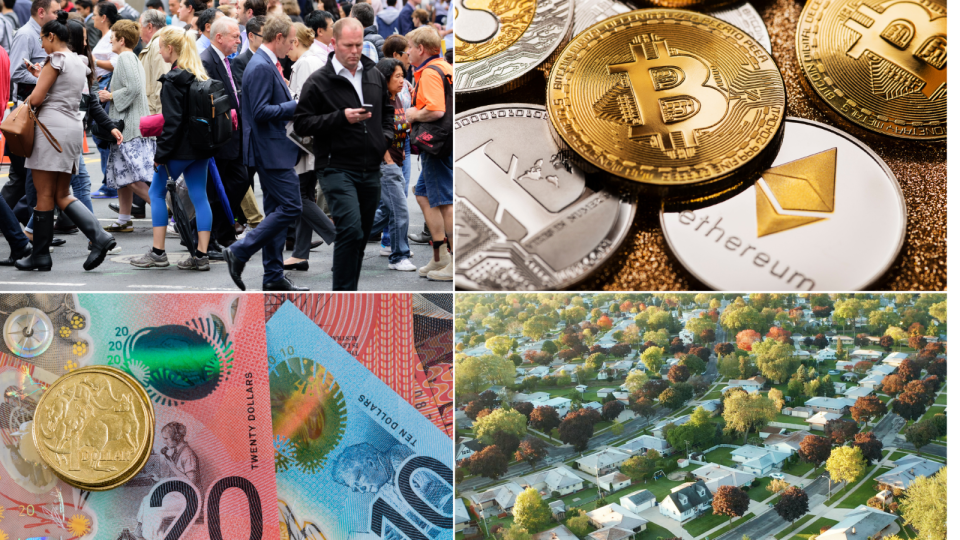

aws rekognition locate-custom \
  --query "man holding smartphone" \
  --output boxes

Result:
[293,17,393,291]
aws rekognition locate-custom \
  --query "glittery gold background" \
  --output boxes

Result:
[455,0,947,291]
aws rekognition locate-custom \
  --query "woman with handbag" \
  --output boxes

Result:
[98,19,155,234]
[14,11,118,272]
[129,26,214,271]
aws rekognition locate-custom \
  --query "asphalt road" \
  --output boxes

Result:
[714,476,830,540]
[0,145,452,292]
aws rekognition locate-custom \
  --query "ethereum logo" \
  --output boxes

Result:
[756,148,837,237]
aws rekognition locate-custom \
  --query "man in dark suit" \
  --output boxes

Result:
[201,16,248,242]
[224,14,307,291]
[231,15,264,91]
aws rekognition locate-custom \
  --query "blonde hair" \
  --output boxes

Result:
[281,0,300,15]
[112,19,141,49]
[158,26,209,80]
[412,8,429,25]
[406,25,440,52]
[218,4,236,17]
[292,22,314,48]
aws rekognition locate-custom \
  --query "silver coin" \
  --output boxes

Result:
[455,104,637,290]
[454,0,574,96]
[571,0,771,53]
[660,118,906,291]
[4,307,54,358]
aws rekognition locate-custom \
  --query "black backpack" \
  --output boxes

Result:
[411,64,452,156]
[185,77,232,157]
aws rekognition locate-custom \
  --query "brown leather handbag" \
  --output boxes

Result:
[0,103,62,158]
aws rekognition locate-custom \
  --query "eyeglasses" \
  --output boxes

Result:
[250,31,261,37]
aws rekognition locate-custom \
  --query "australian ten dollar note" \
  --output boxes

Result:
[266,302,453,540]
[0,293,281,540]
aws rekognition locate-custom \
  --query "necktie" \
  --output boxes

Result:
[223,56,238,97]
[276,61,283,78]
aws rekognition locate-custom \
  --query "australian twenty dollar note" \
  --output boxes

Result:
[266,302,454,540]
[0,293,281,540]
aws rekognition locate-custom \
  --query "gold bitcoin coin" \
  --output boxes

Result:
[33,366,155,491]
[643,0,742,8]
[797,0,946,140]
[546,9,786,188]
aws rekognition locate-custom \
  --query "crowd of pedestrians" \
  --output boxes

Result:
[0,0,453,290]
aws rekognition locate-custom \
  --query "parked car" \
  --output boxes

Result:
[769,472,785,480]
[828,370,840,375]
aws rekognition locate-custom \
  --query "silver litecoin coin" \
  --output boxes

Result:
[454,0,574,96]
[572,0,771,52]
[455,104,636,290]
[660,117,906,291]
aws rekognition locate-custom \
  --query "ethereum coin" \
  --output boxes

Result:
[547,9,786,189]
[660,118,906,291]
[796,0,946,140]
[454,0,574,96]
[33,366,155,490]
[455,104,636,290]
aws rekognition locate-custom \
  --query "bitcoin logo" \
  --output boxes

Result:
[454,0,536,63]
[796,0,946,140]
[605,35,728,159]
[843,1,946,100]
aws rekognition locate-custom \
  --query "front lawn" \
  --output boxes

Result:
[682,510,736,537]
[747,477,775,502]
[636,522,675,540]
[781,460,816,477]
[775,515,816,539]
[703,390,723,401]
[935,393,947,405]
[775,414,810,426]
[888,451,909,462]
[836,468,889,509]
[631,477,687,500]
[789,517,839,540]
[704,447,738,468]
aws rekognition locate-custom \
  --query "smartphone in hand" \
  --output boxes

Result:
[361,103,372,113]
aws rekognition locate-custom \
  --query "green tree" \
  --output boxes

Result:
[666,406,714,450]
[610,420,625,436]
[768,388,785,411]
[723,392,777,442]
[720,305,765,334]
[486,335,514,357]
[523,316,554,341]
[905,420,937,454]
[565,509,592,538]
[712,485,750,526]
[621,455,656,482]
[641,346,665,374]
[884,326,908,351]
[513,488,552,532]
[624,370,649,393]
[474,408,528,444]
[643,329,670,348]
[825,446,866,494]
[900,467,946,540]
[752,339,797,384]
[686,316,715,343]
[502,523,532,540]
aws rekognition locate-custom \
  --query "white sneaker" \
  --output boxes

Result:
[108,245,122,254]
[418,248,451,277]
[166,224,179,237]
[388,258,417,271]
[427,261,453,281]
[379,245,391,256]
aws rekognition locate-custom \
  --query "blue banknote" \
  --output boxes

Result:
[266,302,454,540]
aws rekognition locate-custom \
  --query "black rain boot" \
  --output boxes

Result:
[53,207,78,233]
[0,242,31,266]
[15,210,52,271]
[63,200,116,271]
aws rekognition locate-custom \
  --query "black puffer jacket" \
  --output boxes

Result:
[363,26,383,60]
[155,66,208,163]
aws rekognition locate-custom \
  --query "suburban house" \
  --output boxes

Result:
[692,463,757,492]
[456,410,474,430]
[620,490,656,513]
[597,388,618,399]
[731,446,791,476]
[524,366,551,378]
[871,364,897,376]
[549,500,567,522]
[659,480,713,522]
[455,498,471,531]
[844,386,874,400]
[584,401,604,413]
[875,456,945,491]
[577,448,632,476]
[576,384,588,393]
[470,482,525,515]
[700,399,722,415]
[794,349,812,360]
[859,373,885,390]
[587,503,648,540]
[842,372,860,382]
[806,411,843,430]
[760,426,785,439]
[805,397,856,414]
[816,349,837,361]
[599,472,632,492]
[513,391,552,405]
[850,350,883,361]
[532,525,579,540]
[832,335,855,345]
[621,435,673,456]
[782,406,813,418]
[653,414,691,438]
[882,352,909,367]
[524,466,585,496]
[543,397,573,418]
[764,431,806,454]
[815,505,897,540]
[726,379,764,394]
[456,438,483,463]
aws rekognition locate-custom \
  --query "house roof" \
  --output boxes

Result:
[728,379,763,387]
[664,480,713,512]
[806,411,843,425]
[764,431,806,451]
[761,426,784,435]
[741,450,791,471]
[599,472,631,485]
[577,448,631,469]
[748,376,767,385]
[620,435,671,454]
[589,527,634,540]
[525,466,584,492]
[458,439,483,453]
[851,349,883,357]
[817,505,897,540]
[883,352,909,362]
[844,386,874,399]
[513,391,552,403]
[531,525,579,540]
[586,503,648,531]
[621,489,655,507]
[871,364,896,375]
[859,374,885,386]
[653,414,691,431]
[549,500,566,512]
[472,482,525,508]
[692,464,757,492]
[700,399,721,412]
[455,498,470,524]
[731,446,769,460]
[876,456,945,490]
[543,397,572,408]
[805,397,855,409]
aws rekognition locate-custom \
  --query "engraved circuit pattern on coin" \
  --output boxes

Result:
[32,366,154,489]
[797,0,946,140]
[572,0,771,52]
[455,104,636,290]
[455,0,574,95]
[547,9,786,187]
